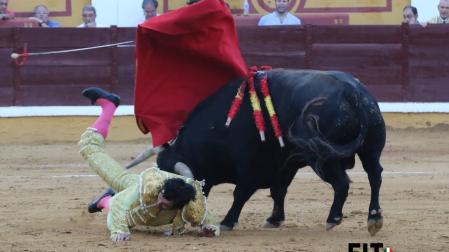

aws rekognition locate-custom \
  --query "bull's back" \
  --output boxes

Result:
[175,77,290,186]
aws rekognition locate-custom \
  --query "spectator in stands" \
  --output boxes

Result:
[258,0,301,26]
[428,0,449,24]
[0,0,14,20]
[77,5,106,28]
[30,5,60,27]
[402,5,420,25]
[142,0,158,20]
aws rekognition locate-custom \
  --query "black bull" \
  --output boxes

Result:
[154,69,385,235]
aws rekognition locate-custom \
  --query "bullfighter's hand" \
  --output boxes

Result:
[111,232,130,242]
[198,225,218,237]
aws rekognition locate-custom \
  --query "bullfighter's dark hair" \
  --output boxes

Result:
[162,178,196,209]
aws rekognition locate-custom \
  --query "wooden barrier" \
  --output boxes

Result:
[1,24,449,106]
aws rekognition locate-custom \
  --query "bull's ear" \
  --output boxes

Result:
[174,162,194,178]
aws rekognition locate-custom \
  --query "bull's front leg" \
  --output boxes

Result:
[264,166,299,228]
[264,185,286,228]
[220,184,257,231]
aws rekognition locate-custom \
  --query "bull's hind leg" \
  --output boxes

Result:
[358,151,384,236]
[264,166,299,228]
[322,164,350,231]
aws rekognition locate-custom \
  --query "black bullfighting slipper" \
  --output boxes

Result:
[87,188,116,213]
[82,87,120,107]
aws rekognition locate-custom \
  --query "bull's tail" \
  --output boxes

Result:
[306,91,367,159]
[290,81,368,178]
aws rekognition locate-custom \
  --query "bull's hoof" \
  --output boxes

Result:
[325,217,342,231]
[367,216,383,236]
[264,216,284,228]
[367,218,383,236]
[263,220,283,228]
[219,224,234,231]
[367,209,383,236]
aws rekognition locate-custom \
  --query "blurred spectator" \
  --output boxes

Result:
[403,5,420,25]
[258,0,301,26]
[0,0,14,20]
[142,0,158,20]
[428,0,449,24]
[30,5,60,27]
[77,5,106,28]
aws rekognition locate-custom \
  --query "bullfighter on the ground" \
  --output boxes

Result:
[79,87,220,241]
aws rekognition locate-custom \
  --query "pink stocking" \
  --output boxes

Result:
[90,98,117,138]
[97,195,112,213]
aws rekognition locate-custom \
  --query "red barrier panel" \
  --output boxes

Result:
[0,24,448,106]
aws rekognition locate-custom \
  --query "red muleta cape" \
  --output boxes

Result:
[135,0,248,147]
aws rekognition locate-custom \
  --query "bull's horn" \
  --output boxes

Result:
[125,145,163,169]
[174,162,194,178]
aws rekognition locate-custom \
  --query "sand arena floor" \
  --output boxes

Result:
[0,116,448,251]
